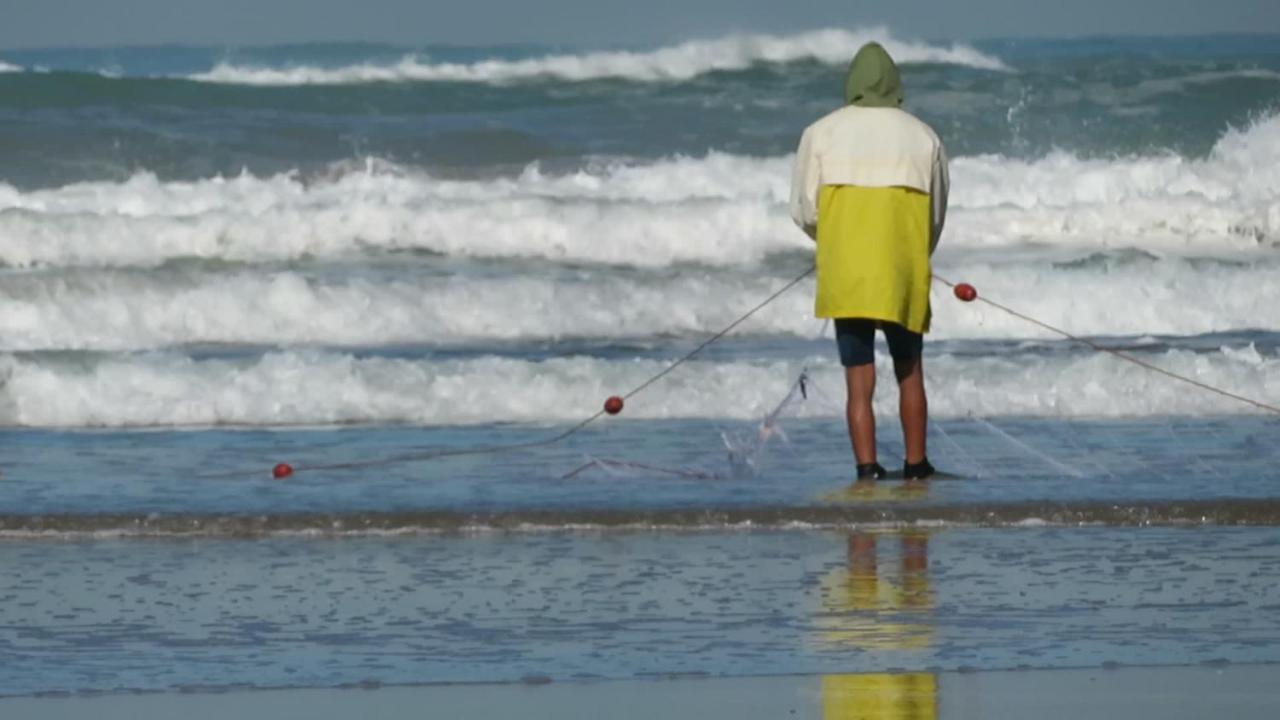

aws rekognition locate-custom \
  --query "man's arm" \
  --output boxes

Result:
[929,142,949,255]
[790,127,820,241]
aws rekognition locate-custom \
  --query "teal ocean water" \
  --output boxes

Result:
[1,29,1279,698]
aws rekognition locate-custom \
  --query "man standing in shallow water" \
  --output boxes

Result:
[790,42,949,481]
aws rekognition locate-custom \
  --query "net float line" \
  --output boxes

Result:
[215,266,816,479]
[933,273,1280,416]
[561,458,724,481]
[237,262,1278,480]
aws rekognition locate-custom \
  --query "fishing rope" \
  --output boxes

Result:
[564,368,805,483]
[932,419,989,479]
[933,273,1280,416]
[562,458,723,481]
[620,268,815,401]
[969,416,1087,479]
[204,266,816,478]
[209,262,1277,479]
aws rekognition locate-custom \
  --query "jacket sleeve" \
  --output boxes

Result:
[929,141,949,255]
[789,126,819,241]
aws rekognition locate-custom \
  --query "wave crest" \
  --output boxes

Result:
[5,260,1280,352]
[1,112,1276,270]
[186,28,1008,86]
[1,346,1275,428]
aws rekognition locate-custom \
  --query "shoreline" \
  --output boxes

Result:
[5,497,1280,540]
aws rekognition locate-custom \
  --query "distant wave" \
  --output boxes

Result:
[184,28,1009,85]
[0,344,1274,427]
[0,60,22,73]
[1133,68,1280,98]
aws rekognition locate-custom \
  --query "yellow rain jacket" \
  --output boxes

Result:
[790,43,949,334]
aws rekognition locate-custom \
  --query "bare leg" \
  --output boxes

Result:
[844,364,877,465]
[893,355,927,464]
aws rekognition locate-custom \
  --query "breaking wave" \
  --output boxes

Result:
[1,112,1275,270]
[185,29,1008,86]
[3,259,1280,352]
[1,344,1275,428]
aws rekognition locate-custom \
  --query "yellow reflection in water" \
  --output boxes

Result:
[818,530,937,720]
[821,478,932,504]
[821,673,938,720]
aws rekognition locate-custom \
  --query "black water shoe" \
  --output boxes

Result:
[903,458,935,480]
[856,462,887,480]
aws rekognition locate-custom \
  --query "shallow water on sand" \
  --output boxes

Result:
[2,526,1278,696]
[3,415,1278,523]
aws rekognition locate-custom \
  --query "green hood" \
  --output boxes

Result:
[844,42,903,107]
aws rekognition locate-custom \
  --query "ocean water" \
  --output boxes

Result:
[1,29,1279,699]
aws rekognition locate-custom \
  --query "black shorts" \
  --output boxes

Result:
[834,318,923,367]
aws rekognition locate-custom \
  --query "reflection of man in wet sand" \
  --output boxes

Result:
[824,477,931,503]
[819,531,937,720]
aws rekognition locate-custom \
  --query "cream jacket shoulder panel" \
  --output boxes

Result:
[790,106,948,251]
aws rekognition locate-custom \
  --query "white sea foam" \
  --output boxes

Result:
[1,346,1275,428]
[186,29,1008,86]
[0,152,791,215]
[928,256,1280,340]
[947,111,1280,248]
[0,61,22,73]
[3,257,1279,352]
[0,190,798,268]
[1,113,1275,270]
[0,270,817,351]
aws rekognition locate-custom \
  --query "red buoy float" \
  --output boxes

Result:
[954,283,978,302]
[272,463,294,479]
[604,396,624,415]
